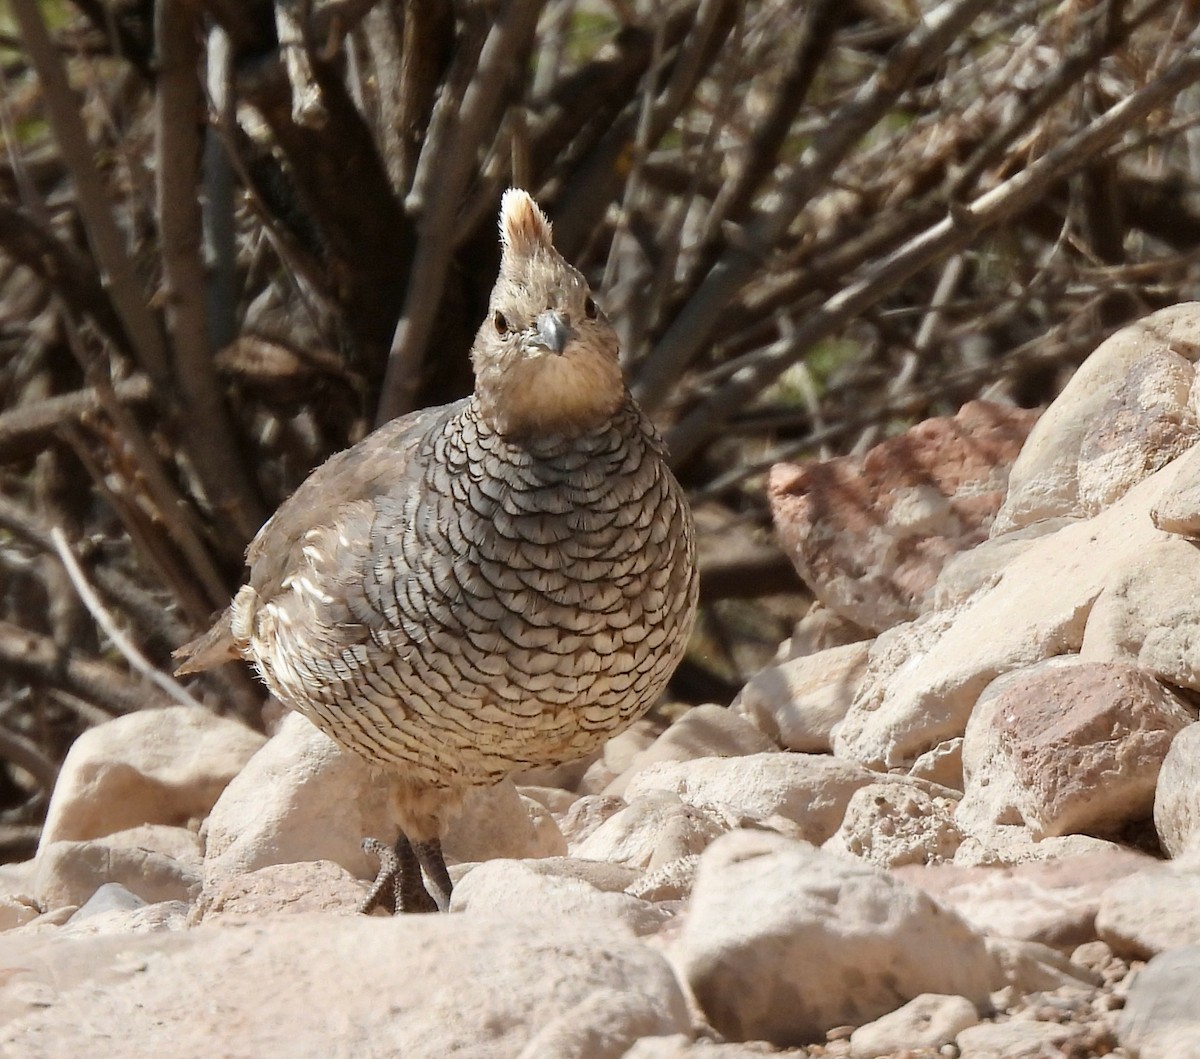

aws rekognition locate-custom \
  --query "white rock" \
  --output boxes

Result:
[733,641,870,753]
[102,824,202,870]
[1096,858,1200,958]
[40,706,264,849]
[907,737,963,789]
[605,705,778,796]
[56,898,190,939]
[196,860,365,920]
[577,720,662,794]
[506,856,642,894]
[443,782,567,863]
[895,847,1153,949]
[34,839,201,910]
[1080,536,1200,690]
[848,993,979,1058]
[571,790,727,870]
[1076,344,1198,515]
[954,1019,1085,1057]
[984,937,1099,993]
[1155,722,1200,858]
[1151,439,1200,535]
[995,302,1200,533]
[932,519,1071,612]
[203,713,391,882]
[627,752,944,846]
[670,830,993,1045]
[0,895,38,932]
[836,468,1173,770]
[517,785,579,817]
[623,1036,776,1058]
[0,915,692,1058]
[1118,945,1200,1059]
[556,794,626,847]
[780,602,871,660]
[824,781,962,867]
[452,859,668,936]
[626,855,700,903]
[205,715,562,883]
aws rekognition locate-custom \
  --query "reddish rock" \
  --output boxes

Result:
[769,400,1038,632]
[990,661,1192,839]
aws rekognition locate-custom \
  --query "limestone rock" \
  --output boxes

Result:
[984,937,1100,992]
[451,859,668,936]
[995,301,1200,533]
[895,847,1153,949]
[57,896,190,938]
[908,737,963,789]
[101,824,203,870]
[1154,722,1200,858]
[848,993,979,1058]
[557,794,626,847]
[443,781,567,863]
[824,781,962,867]
[732,641,870,753]
[623,1038,778,1058]
[623,752,934,846]
[577,720,663,794]
[931,518,1073,612]
[1096,858,1200,958]
[778,602,871,661]
[1079,536,1200,691]
[0,915,693,1058]
[35,839,201,910]
[954,1019,1086,1058]
[505,856,642,894]
[959,659,1190,840]
[604,705,778,797]
[626,855,700,903]
[671,830,993,1045]
[40,706,264,849]
[769,399,1036,631]
[202,713,392,882]
[196,860,364,919]
[1151,439,1200,535]
[1118,945,1200,1059]
[0,895,38,933]
[835,468,1172,771]
[205,715,561,883]
[571,791,727,870]
[1076,344,1198,515]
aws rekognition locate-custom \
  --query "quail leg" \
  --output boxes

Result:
[359,833,439,914]
[410,838,453,913]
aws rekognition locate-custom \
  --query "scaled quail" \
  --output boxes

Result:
[174,190,699,913]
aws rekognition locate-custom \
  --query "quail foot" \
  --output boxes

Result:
[175,190,699,913]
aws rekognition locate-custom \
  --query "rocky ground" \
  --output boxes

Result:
[5,305,1200,1057]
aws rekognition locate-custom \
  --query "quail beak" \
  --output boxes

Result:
[532,310,572,355]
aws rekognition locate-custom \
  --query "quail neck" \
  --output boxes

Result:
[471,190,624,440]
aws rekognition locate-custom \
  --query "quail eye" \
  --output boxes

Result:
[584,296,598,320]
[494,311,509,334]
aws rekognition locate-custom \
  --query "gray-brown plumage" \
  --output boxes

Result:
[174,189,698,913]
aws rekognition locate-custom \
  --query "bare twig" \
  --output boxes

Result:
[665,30,1200,465]
[9,0,171,386]
[378,0,545,424]
[49,526,205,710]
[0,723,58,794]
[0,375,153,458]
[633,0,997,410]
[0,619,168,715]
[156,0,267,547]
